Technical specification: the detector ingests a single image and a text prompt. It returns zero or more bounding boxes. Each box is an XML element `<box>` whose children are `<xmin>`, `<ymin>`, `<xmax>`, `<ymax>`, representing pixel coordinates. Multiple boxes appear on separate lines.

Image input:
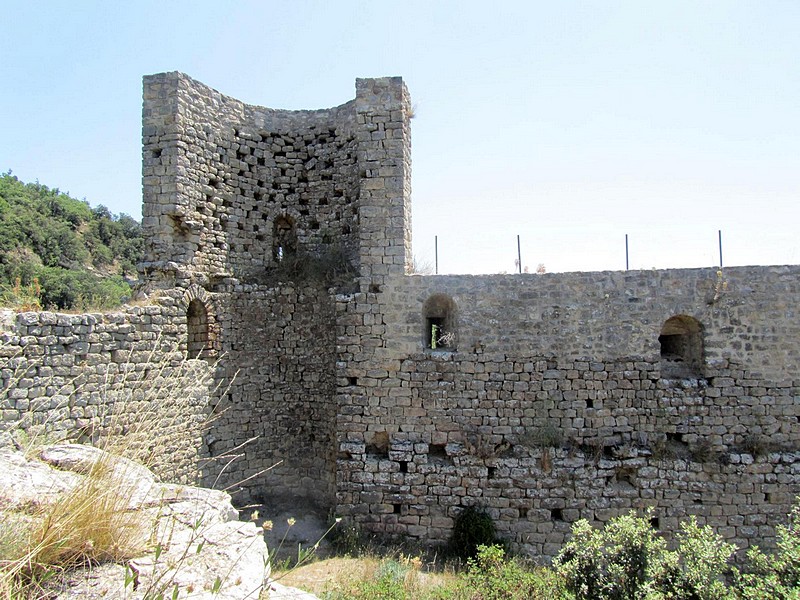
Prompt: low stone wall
<box><xmin>0</xmin><ymin>304</ymin><xmax>214</xmax><ymax>484</ymax></box>
<box><xmin>0</xmin><ymin>278</ymin><xmax>341</xmax><ymax>511</ymax></box>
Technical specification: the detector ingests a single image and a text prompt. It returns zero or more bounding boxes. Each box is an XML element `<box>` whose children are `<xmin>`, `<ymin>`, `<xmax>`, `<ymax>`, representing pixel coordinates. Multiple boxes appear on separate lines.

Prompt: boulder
<box><xmin>0</xmin><ymin>444</ymin><xmax>270</xmax><ymax>599</ymax></box>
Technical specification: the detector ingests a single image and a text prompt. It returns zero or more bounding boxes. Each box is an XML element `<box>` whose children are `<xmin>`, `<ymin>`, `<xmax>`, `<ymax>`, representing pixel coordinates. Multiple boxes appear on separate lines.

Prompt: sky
<box><xmin>2</xmin><ymin>1</ymin><xmax>799</xmax><ymax>274</ymax></box>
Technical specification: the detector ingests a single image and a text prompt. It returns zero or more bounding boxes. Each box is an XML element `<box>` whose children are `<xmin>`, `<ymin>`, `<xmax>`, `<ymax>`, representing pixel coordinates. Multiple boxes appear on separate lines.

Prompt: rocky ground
<box><xmin>0</xmin><ymin>443</ymin><xmax>321</xmax><ymax>599</ymax></box>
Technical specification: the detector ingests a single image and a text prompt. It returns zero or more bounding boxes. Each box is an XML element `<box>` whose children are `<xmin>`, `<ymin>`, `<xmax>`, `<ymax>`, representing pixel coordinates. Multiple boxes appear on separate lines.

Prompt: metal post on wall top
<box><xmin>435</xmin><ymin>235</ymin><xmax>438</xmax><ymax>275</ymax></box>
<box><xmin>625</xmin><ymin>234</ymin><xmax>629</xmax><ymax>271</ymax></box>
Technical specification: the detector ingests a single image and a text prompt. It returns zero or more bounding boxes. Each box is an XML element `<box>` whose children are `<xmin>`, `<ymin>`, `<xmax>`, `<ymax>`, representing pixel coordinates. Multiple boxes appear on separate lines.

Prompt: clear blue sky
<box><xmin>2</xmin><ymin>1</ymin><xmax>798</xmax><ymax>274</ymax></box>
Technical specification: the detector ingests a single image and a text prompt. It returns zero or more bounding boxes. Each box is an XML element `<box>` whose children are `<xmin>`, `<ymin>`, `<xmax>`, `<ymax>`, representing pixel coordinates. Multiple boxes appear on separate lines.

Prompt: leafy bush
<box><xmin>450</xmin><ymin>506</ymin><xmax>498</xmax><ymax>561</ymax></box>
<box><xmin>553</xmin><ymin>518</ymin><xmax>607</xmax><ymax>599</ymax></box>
<box><xmin>733</xmin><ymin>501</ymin><xmax>800</xmax><ymax>599</ymax></box>
<box><xmin>554</xmin><ymin>509</ymin><xmax>740</xmax><ymax>600</ymax></box>
<box><xmin>652</xmin><ymin>517</ymin><xmax>736</xmax><ymax>600</ymax></box>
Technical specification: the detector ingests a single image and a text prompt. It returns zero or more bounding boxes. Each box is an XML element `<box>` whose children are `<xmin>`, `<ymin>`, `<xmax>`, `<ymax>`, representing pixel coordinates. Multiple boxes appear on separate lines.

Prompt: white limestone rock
<box><xmin>0</xmin><ymin>444</ymin><xmax>270</xmax><ymax>600</ymax></box>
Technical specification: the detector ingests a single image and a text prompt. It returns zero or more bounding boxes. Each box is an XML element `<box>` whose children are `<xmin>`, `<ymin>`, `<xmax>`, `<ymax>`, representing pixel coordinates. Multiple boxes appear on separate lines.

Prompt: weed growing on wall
<box><xmin>268</xmin><ymin>244</ymin><xmax>357</xmax><ymax>289</ymax></box>
<box><xmin>707</xmin><ymin>269</ymin><xmax>729</xmax><ymax>305</ymax></box>
<box><xmin>517</xmin><ymin>421</ymin><xmax>564</xmax><ymax>450</ymax></box>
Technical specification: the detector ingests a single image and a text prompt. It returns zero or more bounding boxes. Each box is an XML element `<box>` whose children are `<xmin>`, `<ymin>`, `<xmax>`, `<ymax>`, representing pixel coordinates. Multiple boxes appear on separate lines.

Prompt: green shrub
<box><xmin>450</xmin><ymin>506</ymin><xmax>498</xmax><ymax>560</ymax></box>
<box><xmin>733</xmin><ymin>501</ymin><xmax>800</xmax><ymax>599</ymax></box>
<box><xmin>553</xmin><ymin>519</ymin><xmax>606</xmax><ymax>599</ymax></box>
<box><xmin>554</xmin><ymin>510</ymin><xmax>666</xmax><ymax>600</ymax></box>
<box><xmin>463</xmin><ymin>544</ymin><xmax>568</xmax><ymax>600</ymax></box>
<box><xmin>652</xmin><ymin>517</ymin><xmax>736</xmax><ymax>600</ymax></box>
<box><xmin>555</xmin><ymin>510</ymin><xmax>739</xmax><ymax>600</ymax></box>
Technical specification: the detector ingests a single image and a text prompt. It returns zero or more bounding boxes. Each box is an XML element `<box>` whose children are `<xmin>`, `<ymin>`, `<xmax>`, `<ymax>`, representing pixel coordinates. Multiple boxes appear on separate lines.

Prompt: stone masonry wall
<box><xmin>0</xmin><ymin>301</ymin><xmax>216</xmax><ymax>484</ymax></box>
<box><xmin>335</xmin><ymin>266</ymin><xmax>800</xmax><ymax>558</ymax></box>
<box><xmin>139</xmin><ymin>73</ymin><xmax>414</xmax><ymax>510</ymax></box>
<box><xmin>354</xmin><ymin>77</ymin><xmax>413</xmax><ymax>285</ymax></box>
<box><xmin>139</xmin><ymin>74</ymin><xmax>799</xmax><ymax>557</ymax></box>
<box><xmin>203</xmin><ymin>282</ymin><xmax>338</xmax><ymax>507</ymax></box>
<box><xmin>3</xmin><ymin>73</ymin><xmax>796</xmax><ymax>564</ymax></box>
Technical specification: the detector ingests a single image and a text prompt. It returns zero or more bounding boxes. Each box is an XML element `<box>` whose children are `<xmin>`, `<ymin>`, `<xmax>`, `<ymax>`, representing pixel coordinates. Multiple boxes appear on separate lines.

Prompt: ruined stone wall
<box><xmin>139</xmin><ymin>73</ymin><xmax>413</xmax><ymax>509</ymax></box>
<box><xmin>142</xmin><ymin>72</ymin><xmax>362</xmax><ymax>284</ymax></box>
<box><xmin>334</xmin><ymin>266</ymin><xmax>800</xmax><ymax>557</ymax></box>
<box><xmin>0</xmin><ymin>302</ymin><xmax>216</xmax><ymax>484</ymax></box>
<box><xmin>137</xmin><ymin>73</ymin><xmax>799</xmax><ymax>557</ymax></box>
<box><xmin>4</xmin><ymin>72</ymin><xmax>795</xmax><ymax>562</ymax></box>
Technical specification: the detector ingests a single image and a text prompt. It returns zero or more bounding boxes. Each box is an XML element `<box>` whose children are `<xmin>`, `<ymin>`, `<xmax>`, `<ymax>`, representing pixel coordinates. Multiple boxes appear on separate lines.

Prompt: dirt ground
<box><xmin>241</xmin><ymin>500</ymin><xmax>334</xmax><ymax>564</ymax></box>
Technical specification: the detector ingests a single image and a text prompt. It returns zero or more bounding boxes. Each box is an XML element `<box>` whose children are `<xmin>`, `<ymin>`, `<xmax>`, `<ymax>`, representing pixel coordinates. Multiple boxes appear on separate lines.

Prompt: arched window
<box><xmin>187</xmin><ymin>299</ymin><xmax>210</xmax><ymax>360</ymax></box>
<box><xmin>659</xmin><ymin>315</ymin><xmax>703</xmax><ymax>378</ymax></box>
<box><xmin>272</xmin><ymin>215</ymin><xmax>297</xmax><ymax>262</ymax></box>
<box><xmin>423</xmin><ymin>294</ymin><xmax>457</xmax><ymax>350</ymax></box>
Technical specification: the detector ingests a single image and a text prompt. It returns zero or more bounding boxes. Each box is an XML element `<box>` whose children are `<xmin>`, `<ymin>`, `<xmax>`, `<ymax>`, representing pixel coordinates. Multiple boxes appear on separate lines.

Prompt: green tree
<box><xmin>0</xmin><ymin>172</ymin><xmax>142</xmax><ymax>310</ymax></box>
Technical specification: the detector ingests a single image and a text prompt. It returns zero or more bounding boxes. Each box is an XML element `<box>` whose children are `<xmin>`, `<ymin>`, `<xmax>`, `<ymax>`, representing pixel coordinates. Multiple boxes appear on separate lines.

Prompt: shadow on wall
<box><xmin>423</xmin><ymin>293</ymin><xmax>457</xmax><ymax>350</ymax></box>
<box><xmin>659</xmin><ymin>315</ymin><xmax>703</xmax><ymax>379</ymax></box>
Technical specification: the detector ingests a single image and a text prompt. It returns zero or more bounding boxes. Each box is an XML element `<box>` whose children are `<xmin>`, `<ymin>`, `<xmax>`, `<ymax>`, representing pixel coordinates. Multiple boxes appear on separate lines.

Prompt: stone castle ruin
<box><xmin>1</xmin><ymin>72</ymin><xmax>799</xmax><ymax>559</ymax></box>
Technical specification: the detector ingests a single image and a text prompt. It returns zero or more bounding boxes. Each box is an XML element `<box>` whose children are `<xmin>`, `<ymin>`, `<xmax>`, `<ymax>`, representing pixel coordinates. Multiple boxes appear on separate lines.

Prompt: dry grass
<box><xmin>0</xmin><ymin>451</ymin><xmax>154</xmax><ymax>598</ymax></box>
<box><xmin>272</xmin><ymin>554</ymin><xmax>460</xmax><ymax>599</ymax></box>
<box><xmin>33</xmin><ymin>458</ymin><xmax>149</xmax><ymax>567</ymax></box>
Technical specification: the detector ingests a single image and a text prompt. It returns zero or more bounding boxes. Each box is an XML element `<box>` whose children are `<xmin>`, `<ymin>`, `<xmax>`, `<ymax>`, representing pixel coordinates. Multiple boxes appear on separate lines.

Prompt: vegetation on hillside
<box><xmin>0</xmin><ymin>171</ymin><xmax>142</xmax><ymax>311</ymax></box>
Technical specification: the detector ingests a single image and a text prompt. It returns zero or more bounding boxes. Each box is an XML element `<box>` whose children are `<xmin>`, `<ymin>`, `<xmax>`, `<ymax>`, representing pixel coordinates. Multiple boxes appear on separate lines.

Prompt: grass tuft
<box><xmin>0</xmin><ymin>451</ymin><xmax>152</xmax><ymax>598</ymax></box>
